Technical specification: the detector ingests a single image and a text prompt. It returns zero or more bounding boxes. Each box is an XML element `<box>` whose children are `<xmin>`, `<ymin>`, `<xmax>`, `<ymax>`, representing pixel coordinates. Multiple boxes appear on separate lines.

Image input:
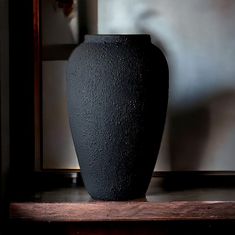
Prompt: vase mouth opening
<box><xmin>84</xmin><ymin>34</ymin><xmax>151</xmax><ymax>44</ymax></box>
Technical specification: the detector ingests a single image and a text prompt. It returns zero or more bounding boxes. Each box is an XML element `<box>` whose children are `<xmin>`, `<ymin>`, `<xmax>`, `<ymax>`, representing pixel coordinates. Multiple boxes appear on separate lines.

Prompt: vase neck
<box><xmin>84</xmin><ymin>34</ymin><xmax>151</xmax><ymax>44</ymax></box>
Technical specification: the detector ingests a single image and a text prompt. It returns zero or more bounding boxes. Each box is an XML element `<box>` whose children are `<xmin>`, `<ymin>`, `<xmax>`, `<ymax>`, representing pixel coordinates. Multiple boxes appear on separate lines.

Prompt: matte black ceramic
<box><xmin>67</xmin><ymin>34</ymin><xmax>168</xmax><ymax>200</ymax></box>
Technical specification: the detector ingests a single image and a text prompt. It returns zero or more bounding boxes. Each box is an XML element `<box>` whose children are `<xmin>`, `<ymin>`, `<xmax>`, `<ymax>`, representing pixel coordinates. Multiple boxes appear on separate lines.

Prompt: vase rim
<box><xmin>84</xmin><ymin>34</ymin><xmax>151</xmax><ymax>43</ymax></box>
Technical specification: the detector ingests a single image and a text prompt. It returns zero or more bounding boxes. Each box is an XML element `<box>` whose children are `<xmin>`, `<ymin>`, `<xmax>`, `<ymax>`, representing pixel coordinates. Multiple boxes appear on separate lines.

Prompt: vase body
<box><xmin>67</xmin><ymin>34</ymin><xmax>168</xmax><ymax>200</ymax></box>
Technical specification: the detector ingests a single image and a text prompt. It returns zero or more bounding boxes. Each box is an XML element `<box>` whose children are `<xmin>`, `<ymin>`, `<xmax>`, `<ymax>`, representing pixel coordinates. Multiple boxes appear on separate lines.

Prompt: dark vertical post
<box><xmin>0</xmin><ymin>0</ymin><xmax>10</xmax><ymax>233</ymax></box>
<box><xmin>9</xmin><ymin>0</ymin><xmax>35</xmax><ymax>194</ymax></box>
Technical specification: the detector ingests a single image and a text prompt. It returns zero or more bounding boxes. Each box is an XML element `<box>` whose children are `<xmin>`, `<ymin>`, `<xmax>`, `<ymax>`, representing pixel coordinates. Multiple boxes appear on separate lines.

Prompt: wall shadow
<box><xmin>169</xmin><ymin>104</ymin><xmax>210</xmax><ymax>171</ymax></box>
<box><xmin>162</xmin><ymin>89</ymin><xmax>235</xmax><ymax>190</ymax></box>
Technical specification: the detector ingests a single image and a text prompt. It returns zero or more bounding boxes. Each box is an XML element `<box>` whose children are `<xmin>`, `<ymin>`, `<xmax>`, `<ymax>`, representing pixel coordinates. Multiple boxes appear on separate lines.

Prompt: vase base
<box><xmin>89</xmin><ymin>193</ymin><xmax>147</xmax><ymax>202</ymax></box>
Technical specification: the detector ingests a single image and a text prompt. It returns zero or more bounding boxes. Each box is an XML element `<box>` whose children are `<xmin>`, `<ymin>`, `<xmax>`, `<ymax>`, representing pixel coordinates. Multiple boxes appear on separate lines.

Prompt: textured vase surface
<box><xmin>67</xmin><ymin>34</ymin><xmax>168</xmax><ymax>200</ymax></box>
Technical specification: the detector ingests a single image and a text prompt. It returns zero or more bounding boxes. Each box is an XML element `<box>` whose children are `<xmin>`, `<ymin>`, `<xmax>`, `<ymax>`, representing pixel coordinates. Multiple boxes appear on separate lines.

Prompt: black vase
<box><xmin>67</xmin><ymin>34</ymin><xmax>168</xmax><ymax>201</ymax></box>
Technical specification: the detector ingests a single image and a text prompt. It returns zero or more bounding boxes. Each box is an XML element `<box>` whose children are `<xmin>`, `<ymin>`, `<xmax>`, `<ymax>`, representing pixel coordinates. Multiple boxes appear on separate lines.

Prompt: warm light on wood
<box><xmin>10</xmin><ymin>201</ymin><xmax>235</xmax><ymax>222</ymax></box>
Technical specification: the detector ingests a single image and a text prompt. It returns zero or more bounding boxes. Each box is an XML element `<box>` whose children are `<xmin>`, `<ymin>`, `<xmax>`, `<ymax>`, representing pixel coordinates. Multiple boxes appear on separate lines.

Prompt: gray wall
<box><xmin>99</xmin><ymin>0</ymin><xmax>235</xmax><ymax>171</ymax></box>
<box><xmin>42</xmin><ymin>61</ymin><xmax>78</xmax><ymax>169</ymax></box>
<box><xmin>41</xmin><ymin>0</ymin><xmax>97</xmax><ymax>170</ymax></box>
<box><xmin>41</xmin><ymin>0</ymin><xmax>235</xmax><ymax>171</ymax></box>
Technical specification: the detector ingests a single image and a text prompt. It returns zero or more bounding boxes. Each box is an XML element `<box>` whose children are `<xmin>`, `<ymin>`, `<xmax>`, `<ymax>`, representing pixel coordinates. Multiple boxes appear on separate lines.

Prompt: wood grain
<box><xmin>10</xmin><ymin>201</ymin><xmax>235</xmax><ymax>222</ymax></box>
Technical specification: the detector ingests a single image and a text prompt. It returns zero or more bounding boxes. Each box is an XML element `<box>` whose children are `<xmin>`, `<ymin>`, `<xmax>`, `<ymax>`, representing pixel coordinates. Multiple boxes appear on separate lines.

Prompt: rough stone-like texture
<box><xmin>67</xmin><ymin>35</ymin><xmax>168</xmax><ymax>200</ymax></box>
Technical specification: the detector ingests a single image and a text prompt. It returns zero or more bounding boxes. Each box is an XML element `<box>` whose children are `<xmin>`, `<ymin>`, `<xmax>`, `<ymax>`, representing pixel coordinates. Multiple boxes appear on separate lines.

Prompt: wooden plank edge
<box><xmin>10</xmin><ymin>201</ymin><xmax>235</xmax><ymax>222</ymax></box>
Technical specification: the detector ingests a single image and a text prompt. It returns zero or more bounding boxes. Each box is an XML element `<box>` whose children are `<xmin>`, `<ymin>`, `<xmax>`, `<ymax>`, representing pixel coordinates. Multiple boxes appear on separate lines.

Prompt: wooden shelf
<box><xmin>10</xmin><ymin>201</ymin><xmax>235</xmax><ymax>222</ymax></box>
<box><xmin>9</xmin><ymin>177</ymin><xmax>235</xmax><ymax>223</ymax></box>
